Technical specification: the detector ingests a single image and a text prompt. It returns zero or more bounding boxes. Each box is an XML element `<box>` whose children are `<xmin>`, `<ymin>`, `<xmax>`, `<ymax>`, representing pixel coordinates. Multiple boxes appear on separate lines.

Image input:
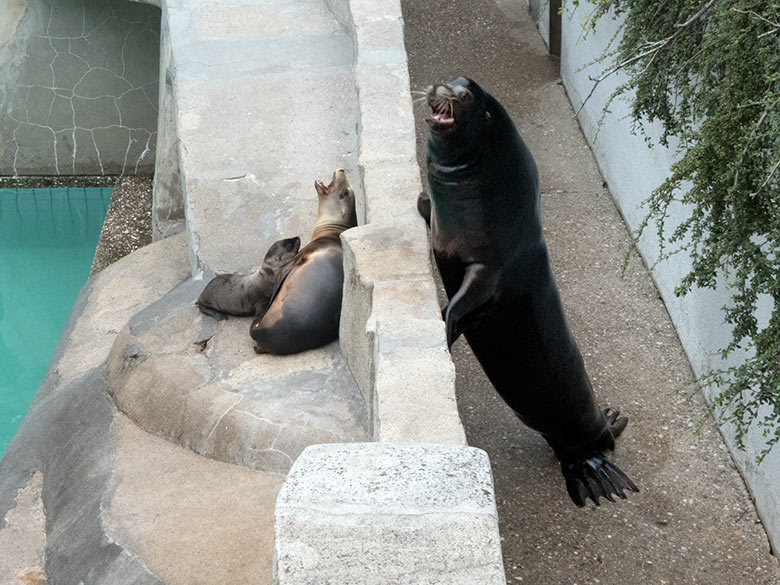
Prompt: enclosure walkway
<box><xmin>401</xmin><ymin>1</ymin><xmax>780</xmax><ymax>583</ymax></box>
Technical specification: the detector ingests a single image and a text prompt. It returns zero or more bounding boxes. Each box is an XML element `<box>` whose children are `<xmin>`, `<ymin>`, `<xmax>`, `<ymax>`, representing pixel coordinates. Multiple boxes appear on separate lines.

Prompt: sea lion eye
<box><xmin>339</xmin><ymin>190</ymin><xmax>349</xmax><ymax>199</ymax></box>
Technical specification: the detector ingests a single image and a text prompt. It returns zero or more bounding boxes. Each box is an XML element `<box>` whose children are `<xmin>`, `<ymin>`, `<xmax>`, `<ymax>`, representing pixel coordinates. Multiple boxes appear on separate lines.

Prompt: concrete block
<box><xmin>274</xmin><ymin>443</ymin><xmax>505</xmax><ymax>585</ymax></box>
<box><xmin>174</xmin><ymin>68</ymin><xmax>359</xmax><ymax>274</ymax></box>
<box><xmin>373</xmin><ymin>316</ymin><xmax>464</xmax><ymax>445</ymax></box>
<box><xmin>152</xmin><ymin>16</ymin><xmax>185</xmax><ymax>241</ymax></box>
<box><xmin>355</xmin><ymin>64</ymin><xmax>418</xmax><ymax>164</ymax></box>
<box><xmin>341</xmin><ymin>222</ymin><xmax>432</xmax><ymax>283</ymax></box>
<box><xmin>192</xmin><ymin>1</ymin><xmax>343</xmax><ymax>40</ymax></box>
<box><xmin>354</xmin><ymin>18</ymin><xmax>407</xmax><ymax>66</ymax></box>
<box><xmin>350</xmin><ymin>0</ymin><xmax>403</xmax><ymax>25</ymax></box>
<box><xmin>340</xmin><ymin>230</ymin><xmax>376</xmax><ymax>401</ymax></box>
<box><xmin>340</xmin><ymin>224</ymin><xmax>443</xmax><ymax>413</ymax></box>
<box><xmin>360</xmin><ymin>161</ymin><xmax>424</xmax><ymax>226</ymax></box>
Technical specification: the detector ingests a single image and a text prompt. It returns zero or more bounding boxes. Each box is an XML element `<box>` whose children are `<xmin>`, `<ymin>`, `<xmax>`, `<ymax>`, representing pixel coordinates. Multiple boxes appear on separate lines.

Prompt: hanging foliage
<box><xmin>581</xmin><ymin>0</ymin><xmax>780</xmax><ymax>460</ymax></box>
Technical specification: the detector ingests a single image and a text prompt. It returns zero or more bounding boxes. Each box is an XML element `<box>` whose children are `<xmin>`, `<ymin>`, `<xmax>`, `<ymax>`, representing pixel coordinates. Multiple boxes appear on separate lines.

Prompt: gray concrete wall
<box><xmin>551</xmin><ymin>0</ymin><xmax>780</xmax><ymax>555</ymax></box>
<box><xmin>0</xmin><ymin>0</ymin><xmax>160</xmax><ymax>176</ymax></box>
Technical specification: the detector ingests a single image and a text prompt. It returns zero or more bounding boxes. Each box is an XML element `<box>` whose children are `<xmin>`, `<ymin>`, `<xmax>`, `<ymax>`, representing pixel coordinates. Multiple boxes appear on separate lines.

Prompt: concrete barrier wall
<box><xmin>527</xmin><ymin>0</ymin><xmax>780</xmax><ymax>554</ymax></box>
<box><xmin>0</xmin><ymin>0</ymin><xmax>160</xmax><ymax>175</ymax></box>
<box><xmin>339</xmin><ymin>0</ymin><xmax>465</xmax><ymax>446</ymax></box>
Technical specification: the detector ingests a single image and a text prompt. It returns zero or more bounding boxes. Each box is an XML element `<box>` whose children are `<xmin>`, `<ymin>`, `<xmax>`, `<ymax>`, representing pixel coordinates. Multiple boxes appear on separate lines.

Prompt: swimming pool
<box><xmin>0</xmin><ymin>187</ymin><xmax>111</xmax><ymax>456</ymax></box>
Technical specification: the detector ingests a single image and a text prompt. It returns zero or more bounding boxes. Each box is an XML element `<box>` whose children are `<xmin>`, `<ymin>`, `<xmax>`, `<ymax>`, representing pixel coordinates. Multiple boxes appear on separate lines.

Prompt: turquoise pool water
<box><xmin>0</xmin><ymin>187</ymin><xmax>111</xmax><ymax>456</ymax></box>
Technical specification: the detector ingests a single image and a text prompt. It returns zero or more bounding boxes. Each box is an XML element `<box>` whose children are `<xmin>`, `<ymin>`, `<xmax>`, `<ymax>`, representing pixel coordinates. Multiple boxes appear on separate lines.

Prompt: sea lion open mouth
<box><xmin>425</xmin><ymin>78</ymin><xmax>474</xmax><ymax>130</ymax></box>
<box><xmin>315</xmin><ymin>169</ymin><xmax>347</xmax><ymax>195</ymax></box>
<box><xmin>316</xmin><ymin>178</ymin><xmax>333</xmax><ymax>194</ymax></box>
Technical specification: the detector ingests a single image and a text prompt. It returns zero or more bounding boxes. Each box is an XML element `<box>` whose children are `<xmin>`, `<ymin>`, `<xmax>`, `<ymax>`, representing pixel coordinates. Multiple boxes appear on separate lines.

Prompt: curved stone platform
<box><xmin>106</xmin><ymin>278</ymin><xmax>369</xmax><ymax>474</ymax></box>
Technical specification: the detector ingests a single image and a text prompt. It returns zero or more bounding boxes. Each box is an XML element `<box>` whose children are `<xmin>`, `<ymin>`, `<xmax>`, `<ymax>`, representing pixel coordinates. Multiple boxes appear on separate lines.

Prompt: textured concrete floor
<box><xmin>400</xmin><ymin>1</ymin><xmax>780</xmax><ymax>584</ymax></box>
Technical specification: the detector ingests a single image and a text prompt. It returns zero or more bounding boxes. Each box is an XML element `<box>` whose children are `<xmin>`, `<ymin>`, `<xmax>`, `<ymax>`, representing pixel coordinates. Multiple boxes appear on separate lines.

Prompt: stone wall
<box><xmin>0</xmin><ymin>0</ymin><xmax>160</xmax><ymax>176</ymax></box>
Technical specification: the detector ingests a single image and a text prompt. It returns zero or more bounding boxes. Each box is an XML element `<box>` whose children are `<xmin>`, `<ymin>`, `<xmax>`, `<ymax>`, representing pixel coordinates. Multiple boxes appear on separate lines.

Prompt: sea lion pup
<box><xmin>197</xmin><ymin>236</ymin><xmax>301</xmax><ymax>321</ymax></box>
<box><xmin>250</xmin><ymin>169</ymin><xmax>357</xmax><ymax>354</ymax></box>
<box><xmin>422</xmin><ymin>76</ymin><xmax>638</xmax><ymax>507</ymax></box>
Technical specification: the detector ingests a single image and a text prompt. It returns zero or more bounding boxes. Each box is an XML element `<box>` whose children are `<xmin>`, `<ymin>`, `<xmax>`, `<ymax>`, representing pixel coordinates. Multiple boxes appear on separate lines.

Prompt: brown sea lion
<box><xmin>250</xmin><ymin>169</ymin><xmax>357</xmax><ymax>354</ymax></box>
<box><xmin>421</xmin><ymin>76</ymin><xmax>638</xmax><ymax>507</ymax></box>
<box><xmin>197</xmin><ymin>236</ymin><xmax>301</xmax><ymax>321</ymax></box>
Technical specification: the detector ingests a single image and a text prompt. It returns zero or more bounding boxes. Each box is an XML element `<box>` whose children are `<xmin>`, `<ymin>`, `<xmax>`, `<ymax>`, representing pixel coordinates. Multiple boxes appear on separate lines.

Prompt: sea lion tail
<box><xmin>562</xmin><ymin>455</ymin><xmax>638</xmax><ymax>508</ymax></box>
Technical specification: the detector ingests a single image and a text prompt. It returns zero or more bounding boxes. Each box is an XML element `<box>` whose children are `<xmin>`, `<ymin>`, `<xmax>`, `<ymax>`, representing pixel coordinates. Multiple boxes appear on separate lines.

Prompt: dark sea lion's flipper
<box><xmin>604</xmin><ymin>407</ymin><xmax>629</xmax><ymax>438</ymax></box>
<box><xmin>417</xmin><ymin>192</ymin><xmax>431</xmax><ymax>226</ymax></box>
<box><xmin>443</xmin><ymin>263</ymin><xmax>497</xmax><ymax>348</ymax></box>
<box><xmin>562</xmin><ymin>455</ymin><xmax>639</xmax><ymax>507</ymax></box>
<box><xmin>560</xmin><ymin>408</ymin><xmax>636</xmax><ymax>507</ymax></box>
<box><xmin>197</xmin><ymin>303</ymin><xmax>228</xmax><ymax>321</ymax></box>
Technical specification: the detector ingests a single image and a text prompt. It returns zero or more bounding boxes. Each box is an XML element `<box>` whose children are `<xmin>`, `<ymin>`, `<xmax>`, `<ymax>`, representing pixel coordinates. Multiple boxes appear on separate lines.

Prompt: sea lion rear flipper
<box><xmin>444</xmin><ymin>263</ymin><xmax>497</xmax><ymax>348</ymax></box>
<box><xmin>197</xmin><ymin>303</ymin><xmax>229</xmax><ymax>321</ymax></box>
<box><xmin>604</xmin><ymin>407</ymin><xmax>629</xmax><ymax>438</ymax></box>
<box><xmin>562</xmin><ymin>456</ymin><xmax>639</xmax><ymax>507</ymax></box>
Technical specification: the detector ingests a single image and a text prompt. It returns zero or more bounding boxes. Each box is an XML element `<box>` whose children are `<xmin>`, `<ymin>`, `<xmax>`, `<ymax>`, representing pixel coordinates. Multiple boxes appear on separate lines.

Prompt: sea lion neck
<box><xmin>427</xmin><ymin>132</ymin><xmax>484</xmax><ymax>167</ymax></box>
<box><xmin>310</xmin><ymin>221</ymin><xmax>353</xmax><ymax>240</ymax></box>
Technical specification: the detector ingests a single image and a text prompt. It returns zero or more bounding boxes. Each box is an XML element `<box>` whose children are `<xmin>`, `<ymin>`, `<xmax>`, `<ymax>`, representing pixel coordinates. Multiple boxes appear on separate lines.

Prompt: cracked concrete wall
<box><xmin>0</xmin><ymin>0</ymin><xmax>160</xmax><ymax>176</ymax></box>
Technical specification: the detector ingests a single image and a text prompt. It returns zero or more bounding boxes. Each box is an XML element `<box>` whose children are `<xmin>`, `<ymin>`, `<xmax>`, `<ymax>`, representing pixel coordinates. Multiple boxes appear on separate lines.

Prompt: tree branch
<box><xmin>576</xmin><ymin>0</ymin><xmax>720</xmax><ymax>115</ymax></box>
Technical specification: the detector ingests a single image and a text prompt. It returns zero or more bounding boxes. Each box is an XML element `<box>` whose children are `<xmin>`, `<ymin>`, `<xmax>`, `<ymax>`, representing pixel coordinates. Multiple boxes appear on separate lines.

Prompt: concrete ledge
<box><xmin>274</xmin><ymin>443</ymin><xmax>505</xmax><ymax>585</ymax></box>
<box><xmin>341</xmin><ymin>225</ymin><xmax>463</xmax><ymax>444</ymax></box>
<box><xmin>338</xmin><ymin>0</ymin><xmax>465</xmax><ymax>446</ymax></box>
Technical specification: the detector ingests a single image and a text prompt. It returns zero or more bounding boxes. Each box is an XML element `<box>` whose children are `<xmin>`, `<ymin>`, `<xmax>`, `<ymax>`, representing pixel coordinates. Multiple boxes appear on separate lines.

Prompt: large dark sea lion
<box><xmin>197</xmin><ymin>236</ymin><xmax>301</xmax><ymax>321</ymax></box>
<box><xmin>422</xmin><ymin>76</ymin><xmax>638</xmax><ymax>507</ymax></box>
<box><xmin>250</xmin><ymin>169</ymin><xmax>357</xmax><ymax>355</ymax></box>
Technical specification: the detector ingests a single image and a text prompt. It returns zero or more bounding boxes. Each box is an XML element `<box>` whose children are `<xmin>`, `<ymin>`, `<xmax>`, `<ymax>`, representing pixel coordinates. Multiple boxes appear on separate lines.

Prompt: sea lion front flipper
<box><xmin>256</xmin><ymin>258</ymin><xmax>297</xmax><ymax>320</ymax></box>
<box><xmin>249</xmin><ymin>257</ymin><xmax>299</xmax><ymax>339</ymax></box>
<box><xmin>197</xmin><ymin>303</ymin><xmax>229</xmax><ymax>321</ymax></box>
<box><xmin>443</xmin><ymin>263</ymin><xmax>498</xmax><ymax>349</ymax></box>
<box><xmin>562</xmin><ymin>456</ymin><xmax>639</xmax><ymax>507</ymax></box>
<box><xmin>417</xmin><ymin>192</ymin><xmax>431</xmax><ymax>226</ymax></box>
